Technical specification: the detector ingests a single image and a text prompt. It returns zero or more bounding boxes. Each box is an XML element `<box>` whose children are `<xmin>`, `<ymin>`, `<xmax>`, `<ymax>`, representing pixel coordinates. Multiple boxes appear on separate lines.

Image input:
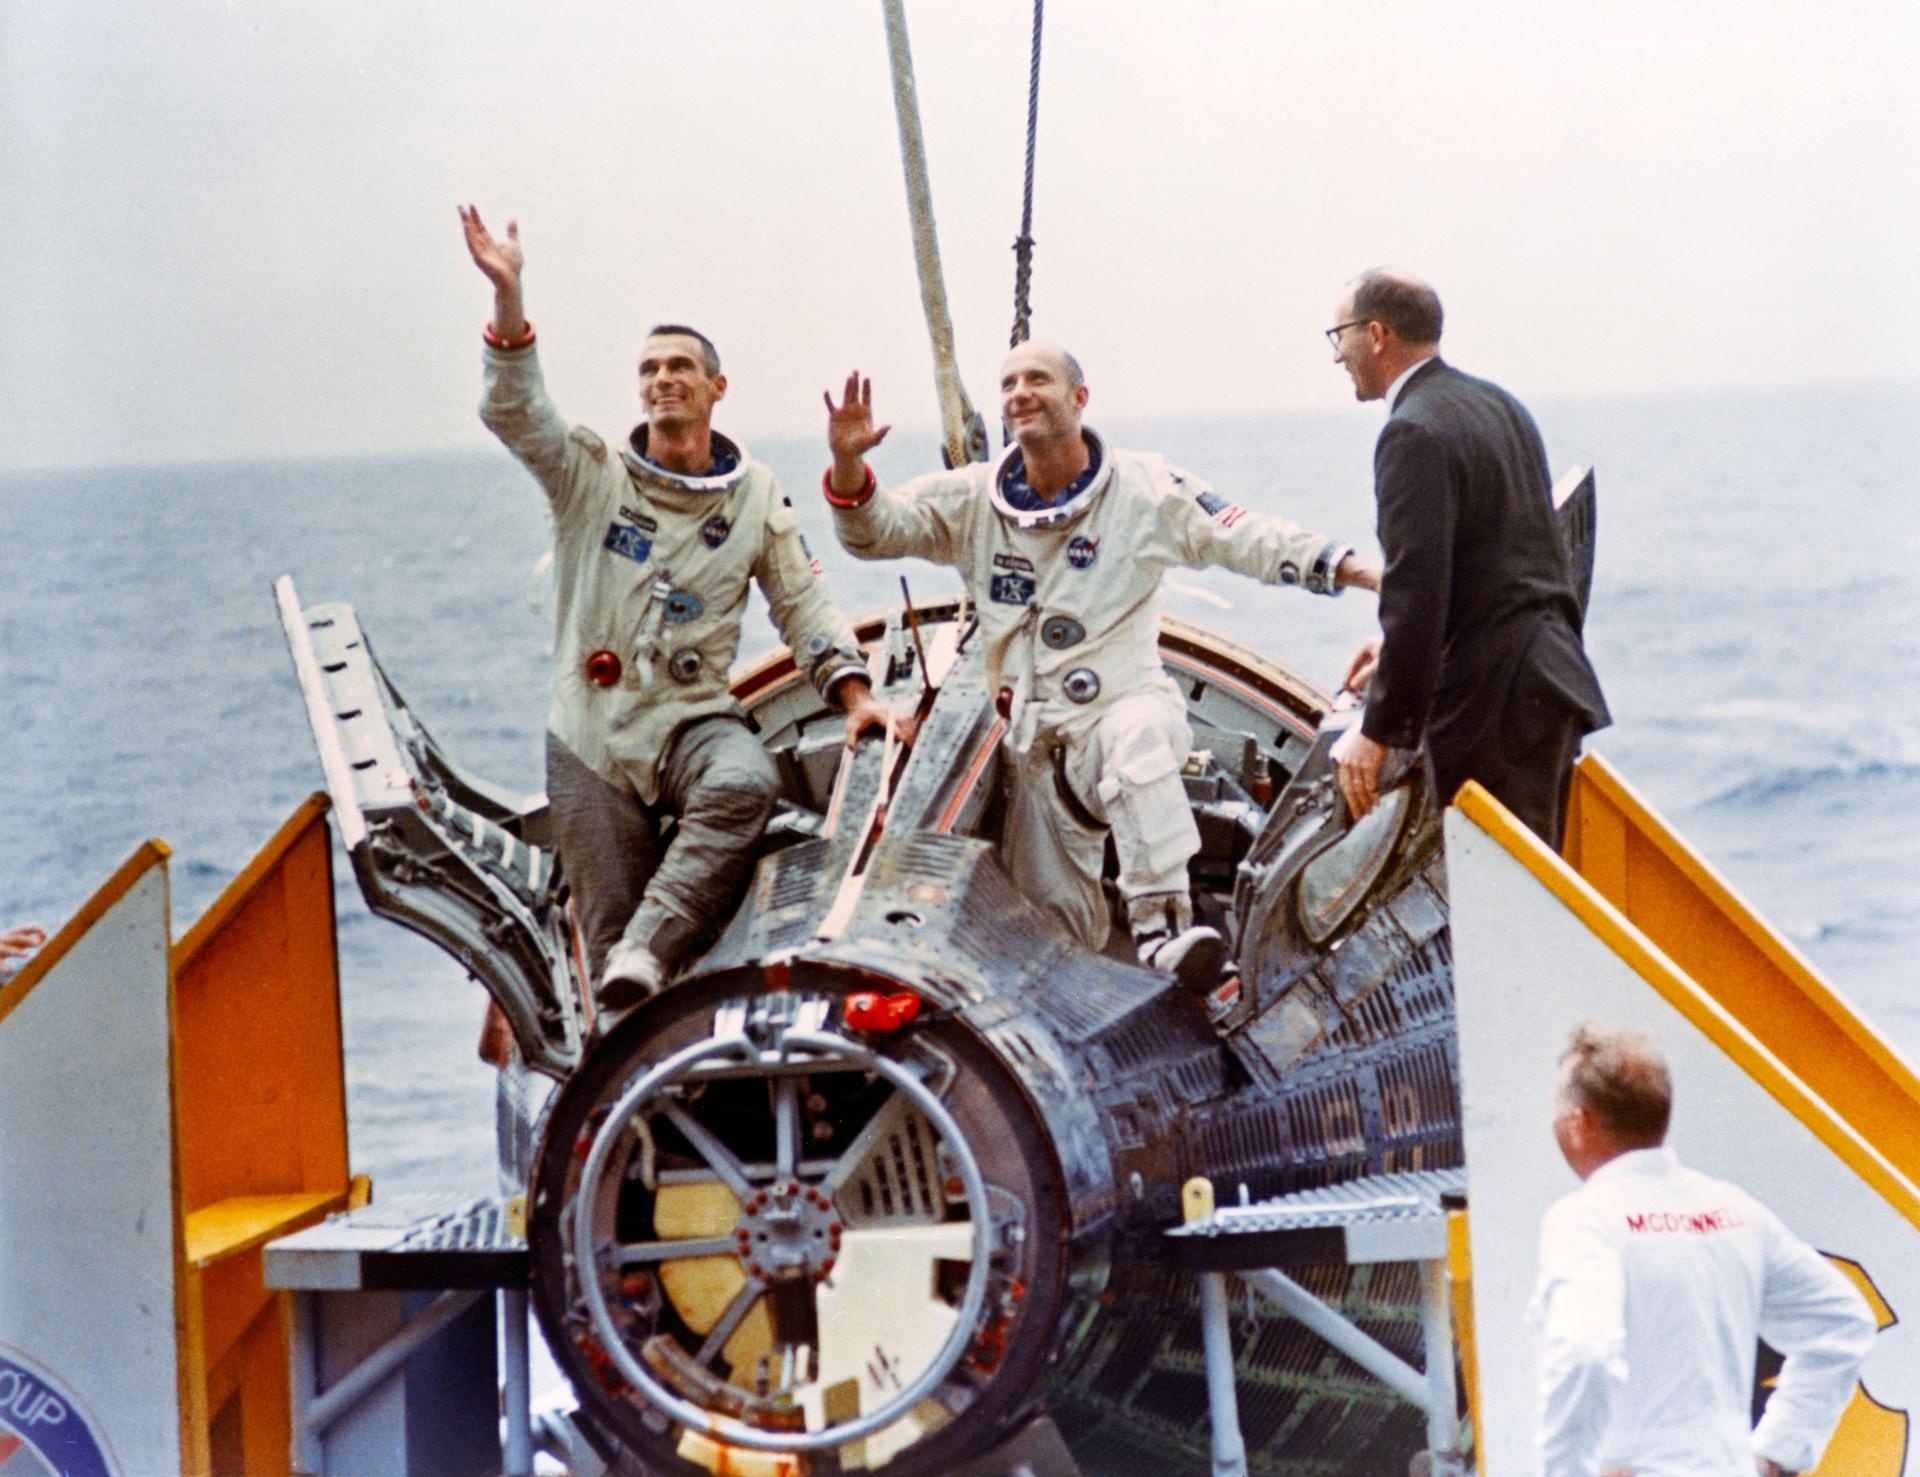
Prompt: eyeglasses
<box><xmin>1324</xmin><ymin>320</ymin><xmax>1368</xmax><ymax>349</ymax></box>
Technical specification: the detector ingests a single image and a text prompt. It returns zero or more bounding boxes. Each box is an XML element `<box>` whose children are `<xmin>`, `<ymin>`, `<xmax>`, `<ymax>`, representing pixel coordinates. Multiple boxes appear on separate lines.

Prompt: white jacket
<box><xmin>482</xmin><ymin>343</ymin><xmax>864</xmax><ymax>801</ymax></box>
<box><xmin>1533</xmin><ymin>1146</ymin><xmax>1876</xmax><ymax>1476</ymax></box>
<box><xmin>831</xmin><ymin>432</ymin><xmax>1349</xmax><ymax>749</ymax></box>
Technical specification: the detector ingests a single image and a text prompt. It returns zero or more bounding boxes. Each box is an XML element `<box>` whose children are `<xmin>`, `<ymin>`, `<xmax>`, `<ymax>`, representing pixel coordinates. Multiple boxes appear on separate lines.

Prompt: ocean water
<box><xmin>3</xmin><ymin>381</ymin><xmax>1916</xmax><ymax>1197</ymax></box>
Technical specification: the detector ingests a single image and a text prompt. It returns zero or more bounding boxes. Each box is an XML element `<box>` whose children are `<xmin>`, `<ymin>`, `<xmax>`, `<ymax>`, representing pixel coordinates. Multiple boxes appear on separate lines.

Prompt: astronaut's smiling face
<box><xmin>999</xmin><ymin>341</ymin><xmax>1087</xmax><ymax>451</ymax></box>
<box><xmin>639</xmin><ymin>334</ymin><xmax>726</xmax><ymax>432</ymax></box>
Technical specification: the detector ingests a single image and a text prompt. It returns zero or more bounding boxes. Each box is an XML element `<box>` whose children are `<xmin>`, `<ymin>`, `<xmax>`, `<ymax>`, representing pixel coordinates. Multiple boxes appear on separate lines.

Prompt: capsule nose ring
<box><xmin>585</xmin><ymin>649</ymin><xmax>623</xmax><ymax>688</ymax></box>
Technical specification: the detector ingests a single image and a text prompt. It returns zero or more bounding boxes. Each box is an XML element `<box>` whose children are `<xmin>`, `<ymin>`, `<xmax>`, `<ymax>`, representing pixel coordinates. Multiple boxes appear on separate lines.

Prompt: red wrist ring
<box><xmin>483</xmin><ymin>320</ymin><xmax>537</xmax><ymax>350</ymax></box>
<box><xmin>822</xmin><ymin>464</ymin><xmax>876</xmax><ymax>509</ymax></box>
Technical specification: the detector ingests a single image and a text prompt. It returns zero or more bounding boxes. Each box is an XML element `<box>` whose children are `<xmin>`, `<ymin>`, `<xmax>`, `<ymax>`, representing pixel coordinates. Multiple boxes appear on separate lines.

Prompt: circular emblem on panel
<box><xmin>700</xmin><ymin>515</ymin><xmax>732</xmax><ymax>549</ymax></box>
<box><xmin>0</xmin><ymin>1344</ymin><xmax>121</xmax><ymax>1477</ymax></box>
<box><xmin>1066</xmin><ymin>536</ymin><xmax>1099</xmax><ymax>570</ymax></box>
<box><xmin>663</xmin><ymin>591</ymin><xmax>705</xmax><ymax>624</ymax></box>
<box><xmin>1040</xmin><ymin>615</ymin><xmax>1085</xmax><ymax>650</ymax></box>
<box><xmin>1062</xmin><ymin>667</ymin><xmax>1101</xmax><ymax>704</ymax></box>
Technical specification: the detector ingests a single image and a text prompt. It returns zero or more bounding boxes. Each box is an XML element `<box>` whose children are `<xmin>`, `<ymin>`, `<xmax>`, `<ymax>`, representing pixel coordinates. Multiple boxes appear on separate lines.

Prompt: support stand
<box><xmin>1166</xmin><ymin>1168</ymin><xmax>1470</xmax><ymax>1477</ymax></box>
<box><xmin>266</xmin><ymin>1194</ymin><xmax>532</xmax><ymax>1476</ymax></box>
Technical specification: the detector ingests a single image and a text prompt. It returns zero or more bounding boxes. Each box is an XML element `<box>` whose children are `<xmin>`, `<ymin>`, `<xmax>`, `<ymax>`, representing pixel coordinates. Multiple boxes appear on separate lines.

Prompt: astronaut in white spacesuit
<box><xmin>821</xmin><ymin>342</ymin><xmax>1379</xmax><ymax>984</ymax></box>
<box><xmin>461</xmin><ymin>206</ymin><xmax>901</xmax><ymax>1013</ymax></box>
<box><xmin>1534</xmin><ymin>1021</ymin><xmax>1876</xmax><ymax>1476</ymax></box>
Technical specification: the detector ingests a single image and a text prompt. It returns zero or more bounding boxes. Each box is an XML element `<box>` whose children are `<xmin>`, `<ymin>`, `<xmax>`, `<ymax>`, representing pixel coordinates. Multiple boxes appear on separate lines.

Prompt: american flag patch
<box><xmin>799</xmin><ymin>533</ymin><xmax>824</xmax><ymax>578</ymax></box>
<box><xmin>1196</xmin><ymin>488</ymin><xmax>1248</xmax><ymax>527</ymax></box>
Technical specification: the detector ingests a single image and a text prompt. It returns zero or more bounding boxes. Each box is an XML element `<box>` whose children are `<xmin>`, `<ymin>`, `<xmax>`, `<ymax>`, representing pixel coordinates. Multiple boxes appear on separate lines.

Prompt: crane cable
<box><xmin>1009</xmin><ymin>0</ymin><xmax>1045</xmax><ymax>348</ymax></box>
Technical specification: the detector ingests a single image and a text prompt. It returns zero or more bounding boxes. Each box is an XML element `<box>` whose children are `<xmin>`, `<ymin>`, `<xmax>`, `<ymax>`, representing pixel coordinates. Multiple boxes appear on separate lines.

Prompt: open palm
<box><xmin>459</xmin><ymin>204</ymin><xmax>523</xmax><ymax>291</ymax></box>
<box><xmin>824</xmin><ymin>370</ymin><xmax>891</xmax><ymax>461</ymax></box>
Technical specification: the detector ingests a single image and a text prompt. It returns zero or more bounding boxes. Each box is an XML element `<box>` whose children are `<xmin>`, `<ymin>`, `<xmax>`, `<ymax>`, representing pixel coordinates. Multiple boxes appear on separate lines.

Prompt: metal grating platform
<box><xmin>1164</xmin><ymin>1167</ymin><xmax>1466</xmax><ymax>1271</ymax></box>
<box><xmin>264</xmin><ymin>1193</ymin><xmax>527</xmax><ymax>1292</ymax></box>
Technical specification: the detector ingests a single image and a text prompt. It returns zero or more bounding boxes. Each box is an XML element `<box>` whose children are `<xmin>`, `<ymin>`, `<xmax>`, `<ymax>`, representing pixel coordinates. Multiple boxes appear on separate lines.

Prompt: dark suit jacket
<box><xmin>1362</xmin><ymin>359</ymin><xmax>1609</xmax><ymax>799</ymax></box>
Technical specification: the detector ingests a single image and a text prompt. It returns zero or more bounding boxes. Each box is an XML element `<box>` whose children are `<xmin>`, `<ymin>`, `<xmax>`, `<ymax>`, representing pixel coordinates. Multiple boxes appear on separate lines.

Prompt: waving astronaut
<box><xmin>821</xmin><ymin>341</ymin><xmax>1379</xmax><ymax>986</ymax></box>
<box><xmin>461</xmin><ymin>206</ymin><xmax>904</xmax><ymax>1017</ymax></box>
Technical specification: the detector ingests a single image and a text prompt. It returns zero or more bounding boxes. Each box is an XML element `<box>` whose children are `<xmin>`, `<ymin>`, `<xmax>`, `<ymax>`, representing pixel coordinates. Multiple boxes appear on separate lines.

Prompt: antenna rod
<box><xmin>900</xmin><ymin>576</ymin><xmax>933</xmax><ymax>691</ymax></box>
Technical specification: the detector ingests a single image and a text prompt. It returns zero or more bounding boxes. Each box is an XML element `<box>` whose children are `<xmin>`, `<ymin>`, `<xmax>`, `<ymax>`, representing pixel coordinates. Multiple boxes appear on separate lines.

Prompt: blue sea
<box><xmin>4</xmin><ymin>383</ymin><xmax>1916</xmax><ymax>1197</ymax></box>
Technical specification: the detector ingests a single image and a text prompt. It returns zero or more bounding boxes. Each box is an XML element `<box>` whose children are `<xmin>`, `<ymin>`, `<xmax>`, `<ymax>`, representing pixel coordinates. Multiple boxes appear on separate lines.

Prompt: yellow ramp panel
<box><xmin>1564</xmin><ymin>754</ymin><xmax>1920</xmax><ymax>1188</ymax></box>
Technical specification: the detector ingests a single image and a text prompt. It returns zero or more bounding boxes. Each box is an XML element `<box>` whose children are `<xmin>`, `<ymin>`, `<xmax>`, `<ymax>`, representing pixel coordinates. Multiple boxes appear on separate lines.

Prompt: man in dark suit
<box><xmin>1328</xmin><ymin>269</ymin><xmax>1608</xmax><ymax>848</ymax></box>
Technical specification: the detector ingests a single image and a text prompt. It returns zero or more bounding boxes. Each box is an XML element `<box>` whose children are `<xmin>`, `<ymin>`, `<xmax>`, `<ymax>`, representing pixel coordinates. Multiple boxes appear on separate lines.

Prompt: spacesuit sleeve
<box><xmin>1533</xmin><ymin>1198</ymin><xmax>1628</xmax><ymax>1477</ymax></box>
<box><xmin>1749</xmin><ymin>1203</ymin><xmax>1877</xmax><ymax>1473</ymax></box>
<box><xmin>757</xmin><ymin>488</ymin><xmax>869</xmax><ymax>703</ymax></box>
<box><xmin>479</xmin><ymin>343</ymin><xmax>602</xmax><ymax>523</ymax></box>
<box><xmin>1153</xmin><ymin>464</ymin><xmax>1353</xmax><ymax>595</ymax></box>
<box><xmin>829</xmin><ymin>468</ymin><xmax>975</xmax><ymax>569</ymax></box>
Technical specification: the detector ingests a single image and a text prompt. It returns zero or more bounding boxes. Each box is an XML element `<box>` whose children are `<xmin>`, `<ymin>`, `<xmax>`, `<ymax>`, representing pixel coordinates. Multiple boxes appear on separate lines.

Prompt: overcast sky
<box><xmin>3</xmin><ymin>0</ymin><xmax>1916</xmax><ymax>472</ymax></box>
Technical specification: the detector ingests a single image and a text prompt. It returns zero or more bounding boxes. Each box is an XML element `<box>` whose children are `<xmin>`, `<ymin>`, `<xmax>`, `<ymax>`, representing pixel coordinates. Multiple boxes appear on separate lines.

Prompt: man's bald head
<box><xmin>999</xmin><ymin>337</ymin><xmax>1091</xmax><ymax>483</ymax></box>
<box><xmin>1003</xmin><ymin>338</ymin><xmax>1086</xmax><ymax>391</ymax></box>
<box><xmin>1347</xmin><ymin>269</ymin><xmax>1444</xmax><ymax>347</ymax></box>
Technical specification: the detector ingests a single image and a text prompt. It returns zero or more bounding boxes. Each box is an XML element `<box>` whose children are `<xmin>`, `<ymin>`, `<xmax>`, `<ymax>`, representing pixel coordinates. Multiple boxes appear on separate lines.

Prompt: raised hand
<box><xmin>824</xmin><ymin>370</ymin><xmax>891</xmax><ymax>470</ymax></box>
<box><xmin>459</xmin><ymin>204</ymin><xmax>523</xmax><ymax>291</ymax></box>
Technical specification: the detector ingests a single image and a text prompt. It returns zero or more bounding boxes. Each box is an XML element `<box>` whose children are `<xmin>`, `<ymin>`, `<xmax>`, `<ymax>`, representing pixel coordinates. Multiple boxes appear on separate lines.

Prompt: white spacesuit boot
<box><xmin>597</xmin><ymin>902</ymin><xmax>704</xmax><ymax>1028</ymax></box>
<box><xmin>597</xmin><ymin>938</ymin><xmax>665</xmax><ymax>1023</ymax></box>
<box><xmin>1127</xmin><ymin>891</ymin><xmax>1228</xmax><ymax>992</ymax></box>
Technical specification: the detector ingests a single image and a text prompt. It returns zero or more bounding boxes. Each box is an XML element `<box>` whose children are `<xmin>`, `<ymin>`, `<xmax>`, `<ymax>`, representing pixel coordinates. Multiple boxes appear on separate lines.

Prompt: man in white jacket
<box><xmin>461</xmin><ymin>206</ymin><xmax>898</xmax><ymax>1012</ymax></box>
<box><xmin>821</xmin><ymin>344</ymin><xmax>1378</xmax><ymax>983</ymax></box>
<box><xmin>1534</xmin><ymin>1021</ymin><xmax>1876</xmax><ymax>1475</ymax></box>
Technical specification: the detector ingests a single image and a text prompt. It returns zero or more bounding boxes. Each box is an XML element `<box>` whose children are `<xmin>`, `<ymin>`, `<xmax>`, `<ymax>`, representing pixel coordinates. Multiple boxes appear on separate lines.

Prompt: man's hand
<box><xmin>1335</xmin><ymin>552</ymin><xmax>1382</xmax><ymax>592</ymax></box>
<box><xmin>0</xmin><ymin>924</ymin><xmax>46</xmax><ymax>980</ymax></box>
<box><xmin>823</xmin><ymin>371</ymin><xmax>891</xmax><ymax>497</ymax></box>
<box><xmin>1342</xmin><ymin>635</ymin><xmax>1383</xmax><ymax>697</ymax></box>
<box><xmin>834</xmin><ymin>677</ymin><xmax>917</xmax><ymax>748</ymax></box>
<box><xmin>1331</xmin><ymin>724</ymin><xmax>1388</xmax><ymax>821</ymax></box>
<box><xmin>459</xmin><ymin>204</ymin><xmax>528</xmax><ymax>339</ymax></box>
<box><xmin>1755</xmin><ymin>1459</ymin><xmax>1790</xmax><ymax>1477</ymax></box>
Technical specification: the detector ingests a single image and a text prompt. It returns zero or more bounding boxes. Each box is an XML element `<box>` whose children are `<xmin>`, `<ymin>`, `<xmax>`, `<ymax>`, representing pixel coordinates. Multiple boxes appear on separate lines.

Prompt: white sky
<box><xmin>3</xmin><ymin>0</ymin><xmax>1916</xmax><ymax>472</ymax></box>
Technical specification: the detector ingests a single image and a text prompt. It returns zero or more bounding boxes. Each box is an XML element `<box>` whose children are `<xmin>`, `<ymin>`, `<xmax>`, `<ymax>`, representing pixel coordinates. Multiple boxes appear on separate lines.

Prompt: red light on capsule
<box><xmin>585</xmin><ymin>650</ymin><xmax>622</xmax><ymax>687</ymax></box>
<box><xmin>843</xmin><ymin>991</ymin><xmax>921</xmax><ymax>1033</ymax></box>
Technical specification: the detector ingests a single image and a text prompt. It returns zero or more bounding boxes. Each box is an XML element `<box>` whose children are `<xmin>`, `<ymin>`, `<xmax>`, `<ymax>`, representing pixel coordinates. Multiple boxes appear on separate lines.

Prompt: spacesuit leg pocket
<box><xmin>1001</xmin><ymin>746</ymin><xmax>1111</xmax><ymax>951</ymax></box>
<box><xmin>1094</xmin><ymin>729</ymin><xmax>1199</xmax><ymax>899</ymax></box>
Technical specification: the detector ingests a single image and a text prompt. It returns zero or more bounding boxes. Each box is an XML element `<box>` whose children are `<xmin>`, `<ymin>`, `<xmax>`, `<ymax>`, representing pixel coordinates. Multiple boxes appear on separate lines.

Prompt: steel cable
<box><xmin>1009</xmin><ymin>0</ymin><xmax>1045</xmax><ymax>348</ymax></box>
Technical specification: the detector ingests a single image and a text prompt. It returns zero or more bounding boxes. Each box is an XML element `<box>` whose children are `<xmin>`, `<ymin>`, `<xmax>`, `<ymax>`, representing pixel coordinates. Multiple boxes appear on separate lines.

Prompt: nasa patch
<box><xmin>604</xmin><ymin>524</ymin><xmax>652</xmax><ymax>564</ymax></box>
<box><xmin>1066</xmin><ymin>536</ymin><xmax>1099</xmax><ymax>570</ymax></box>
<box><xmin>990</xmin><ymin>573</ymin><xmax>1036</xmax><ymax>607</ymax></box>
<box><xmin>700</xmin><ymin>514</ymin><xmax>731</xmax><ymax>549</ymax></box>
